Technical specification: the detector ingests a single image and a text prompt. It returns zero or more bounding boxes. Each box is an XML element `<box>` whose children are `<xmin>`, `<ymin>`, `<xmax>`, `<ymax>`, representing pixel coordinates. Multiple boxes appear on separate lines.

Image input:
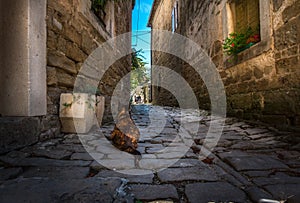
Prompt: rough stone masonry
<box><xmin>148</xmin><ymin>0</ymin><xmax>300</xmax><ymax>130</ymax></box>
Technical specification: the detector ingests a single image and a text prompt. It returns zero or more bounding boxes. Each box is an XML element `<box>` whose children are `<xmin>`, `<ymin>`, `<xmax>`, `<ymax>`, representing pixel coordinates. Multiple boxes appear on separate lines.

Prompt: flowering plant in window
<box><xmin>246</xmin><ymin>34</ymin><xmax>260</xmax><ymax>44</ymax></box>
<box><xmin>223</xmin><ymin>28</ymin><xmax>260</xmax><ymax>56</ymax></box>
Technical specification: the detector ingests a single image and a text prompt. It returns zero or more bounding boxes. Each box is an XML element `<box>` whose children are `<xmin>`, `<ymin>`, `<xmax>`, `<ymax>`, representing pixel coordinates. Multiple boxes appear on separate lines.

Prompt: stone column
<box><xmin>0</xmin><ymin>0</ymin><xmax>47</xmax><ymax>153</ymax></box>
<box><xmin>0</xmin><ymin>0</ymin><xmax>47</xmax><ymax>116</ymax></box>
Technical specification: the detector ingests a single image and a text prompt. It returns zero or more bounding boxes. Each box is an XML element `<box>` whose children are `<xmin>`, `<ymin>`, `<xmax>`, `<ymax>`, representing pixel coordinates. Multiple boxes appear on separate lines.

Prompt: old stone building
<box><xmin>0</xmin><ymin>0</ymin><xmax>134</xmax><ymax>153</ymax></box>
<box><xmin>148</xmin><ymin>0</ymin><xmax>300</xmax><ymax>129</ymax></box>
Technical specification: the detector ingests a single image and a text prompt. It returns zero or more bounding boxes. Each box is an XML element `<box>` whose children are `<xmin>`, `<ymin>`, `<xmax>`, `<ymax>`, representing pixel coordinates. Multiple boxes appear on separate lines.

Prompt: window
<box><xmin>78</xmin><ymin>0</ymin><xmax>112</xmax><ymax>40</ymax></box>
<box><xmin>91</xmin><ymin>0</ymin><xmax>114</xmax><ymax>36</ymax></box>
<box><xmin>223</xmin><ymin>0</ymin><xmax>271</xmax><ymax>67</ymax></box>
<box><xmin>223</xmin><ymin>0</ymin><xmax>260</xmax><ymax>56</ymax></box>
<box><xmin>172</xmin><ymin>1</ymin><xmax>179</xmax><ymax>32</ymax></box>
<box><xmin>233</xmin><ymin>0</ymin><xmax>260</xmax><ymax>35</ymax></box>
<box><xmin>91</xmin><ymin>0</ymin><xmax>107</xmax><ymax>24</ymax></box>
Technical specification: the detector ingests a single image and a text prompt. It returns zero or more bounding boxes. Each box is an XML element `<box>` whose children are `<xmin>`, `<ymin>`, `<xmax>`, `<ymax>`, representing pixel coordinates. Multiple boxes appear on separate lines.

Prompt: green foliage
<box><xmin>63</xmin><ymin>94</ymin><xmax>80</xmax><ymax>108</ymax></box>
<box><xmin>85</xmin><ymin>96</ymin><xmax>96</xmax><ymax>110</ymax></box>
<box><xmin>63</xmin><ymin>102</ymin><xmax>72</xmax><ymax>108</ymax></box>
<box><xmin>223</xmin><ymin>27</ymin><xmax>260</xmax><ymax>56</ymax></box>
<box><xmin>62</xmin><ymin>94</ymin><xmax>95</xmax><ymax>110</ymax></box>
<box><xmin>131</xmin><ymin>49</ymin><xmax>147</xmax><ymax>71</ymax></box>
<box><xmin>131</xmin><ymin>49</ymin><xmax>150</xmax><ymax>90</ymax></box>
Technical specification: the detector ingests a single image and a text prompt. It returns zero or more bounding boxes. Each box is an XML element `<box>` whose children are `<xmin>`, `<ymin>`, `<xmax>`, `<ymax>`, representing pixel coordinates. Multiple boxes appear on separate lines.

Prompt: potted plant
<box><xmin>223</xmin><ymin>27</ymin><xmax>260</xmax><ymax>57</ymax></box>
<box><xmin>59</xmin><ymin>87</ymin><xmax>105</xmax><ymax>133</ymax></box>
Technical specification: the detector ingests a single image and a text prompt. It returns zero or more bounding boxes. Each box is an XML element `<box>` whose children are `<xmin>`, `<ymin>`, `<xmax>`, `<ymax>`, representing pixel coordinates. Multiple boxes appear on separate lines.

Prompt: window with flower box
<box><xmin>223</xmin><ymin>0</ymin><xmax>272</xmax><ymax>67</ymax></box>
<box><xmin>224</xmin><ymin>0</ymin><xmax>260</xmax><ymax>56</ymax></box>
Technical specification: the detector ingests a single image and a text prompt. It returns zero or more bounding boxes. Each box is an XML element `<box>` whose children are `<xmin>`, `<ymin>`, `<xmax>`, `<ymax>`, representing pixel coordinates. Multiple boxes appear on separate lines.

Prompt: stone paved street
<box><xmin>0</xmin><ymin>105</ymin><xmax>300</xmax><ymax>203</ymax></box>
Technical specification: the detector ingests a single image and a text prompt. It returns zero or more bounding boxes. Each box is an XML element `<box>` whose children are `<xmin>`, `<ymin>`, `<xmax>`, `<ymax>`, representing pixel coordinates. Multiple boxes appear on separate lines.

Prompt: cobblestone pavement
<box><xmin>0</xmin><ymin>105</ymin><xmax>300</xmax><ymax>203</ymax></box>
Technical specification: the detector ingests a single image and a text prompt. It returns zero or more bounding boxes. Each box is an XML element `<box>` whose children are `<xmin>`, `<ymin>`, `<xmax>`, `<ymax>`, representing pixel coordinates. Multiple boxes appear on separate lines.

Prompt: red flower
<box><xmin>231</xmin><ymin>43</ymin><xmax>235</xmax><ymax>47</ymax></box>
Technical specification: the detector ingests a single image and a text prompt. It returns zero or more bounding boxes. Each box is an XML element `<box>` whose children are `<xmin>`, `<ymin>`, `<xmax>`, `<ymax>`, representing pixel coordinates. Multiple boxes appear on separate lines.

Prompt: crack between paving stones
<box><xmin>176</xmin><ymin>118</ymin><xmax>273</xmax><ymax>202</ymax></box>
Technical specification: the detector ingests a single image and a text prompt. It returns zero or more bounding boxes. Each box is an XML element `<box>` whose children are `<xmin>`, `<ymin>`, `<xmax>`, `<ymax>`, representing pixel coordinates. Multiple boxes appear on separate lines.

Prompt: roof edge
<box><xmin>147</xmin><ymin>0</ymin><xmax>160</xmax><ymax>27</ymax></box>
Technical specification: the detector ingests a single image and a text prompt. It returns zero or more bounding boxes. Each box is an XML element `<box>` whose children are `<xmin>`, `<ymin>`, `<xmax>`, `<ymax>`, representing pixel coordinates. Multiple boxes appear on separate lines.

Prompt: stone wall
<box><xmin>273</xmin><ymin>0</ymin><xmax>300</xmax><ymax>127</ymax></box>
<box><xmin>150</xmin><ymin>0</ymin><xmax>181</xmax><ymax>106</ymax></box>
<box><xmin>150</xmin><ymin>0</ymin><xmax>300</xmax><ymax>129</ymax></box>
<box><xmin>46</xmin><ymin>0</ymin><xmax>133</xmax><ymax>137</ymax></box>
<box><xmin>0</xmin><ymin>0</ymin><xmax>133</xmax><ymax>154</ymax></box>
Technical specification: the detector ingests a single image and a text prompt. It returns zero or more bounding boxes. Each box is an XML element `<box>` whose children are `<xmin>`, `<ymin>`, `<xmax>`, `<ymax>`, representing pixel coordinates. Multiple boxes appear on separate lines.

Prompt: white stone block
<box><xmin>59</xmin><ymin>93</ymin><xmax>96</xmax><ymax>133</ymax></box>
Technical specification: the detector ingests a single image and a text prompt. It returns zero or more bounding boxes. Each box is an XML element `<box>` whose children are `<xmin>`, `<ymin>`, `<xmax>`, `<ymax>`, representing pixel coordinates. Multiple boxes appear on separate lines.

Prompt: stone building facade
<box><xmin>148</xmin><ymin>0</ymin><xmax>300</xmax><ymax>129</ymax></box>
<box><xmin>0</xmin><ymin>0</ymin><xmax>134</xmax><ymax>153</ymax></box>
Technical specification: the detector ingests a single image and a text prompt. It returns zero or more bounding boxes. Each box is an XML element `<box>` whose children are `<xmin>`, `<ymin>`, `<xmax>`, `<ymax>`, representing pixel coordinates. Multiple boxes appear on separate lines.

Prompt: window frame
<box><xmin>223</xmin><ymin>0</ymin><xmax>272</xmax><ymax>68</ymax></box>
<box><xmin>77</xmin><ymin>0</ymin><xmax>112</xmax><ymax>40</ymax></box>
<box><xmin>89</xmin><ymin>0</ymin><xmax>115</xmax><ymax>37</ymax></box>
<box><xmin>172</xmin><ymin>0</ymin><xmax>179</xmax><ymax>33</ymax></box>
<box><xmin>91</xmin><ymin>0</ymin><xmax>107</xmax><ymax>25</ymax></box>
<box><xmin>232</xmin><ymin>0</ymin><xmax>260</xmax><ymax>34</ymax></box>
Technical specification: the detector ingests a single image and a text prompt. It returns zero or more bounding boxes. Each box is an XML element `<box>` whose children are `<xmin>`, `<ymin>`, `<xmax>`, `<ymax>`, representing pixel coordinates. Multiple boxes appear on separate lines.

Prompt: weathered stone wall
<box><xmin>45</xmin><ymin>0</ymin><xmax>132</xmax><ymax>139</ymax></box>
<box><xmin>150</xmin><ymin>0</ymin><xmax>181</xmax><ymax>106</ymax></box>
<box><xmin>0</xmin><ymin>0</ymin><xmax>133</xmax><ymax>154</ymax></box>
<box><xmin>150</xmin><ymin>0</ymin><xmax>300</xmax><ymax>129</ymax></box>
<box><xmin>272</xmin><ymin>0</ymin><xmax>300</xmax><ymax>127</ymax></box>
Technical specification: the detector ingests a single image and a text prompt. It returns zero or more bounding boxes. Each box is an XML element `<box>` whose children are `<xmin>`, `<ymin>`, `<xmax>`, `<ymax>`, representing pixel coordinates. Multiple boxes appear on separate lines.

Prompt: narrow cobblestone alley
<box><xmin>0</xmin><ymin>105</ymin><xmax>299</xmax><ymax>203</ymax></box>
<box><xmin>1</xmin><ymin>0</ymin><xmax>300</xmax><ymax>202</ymax></box>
